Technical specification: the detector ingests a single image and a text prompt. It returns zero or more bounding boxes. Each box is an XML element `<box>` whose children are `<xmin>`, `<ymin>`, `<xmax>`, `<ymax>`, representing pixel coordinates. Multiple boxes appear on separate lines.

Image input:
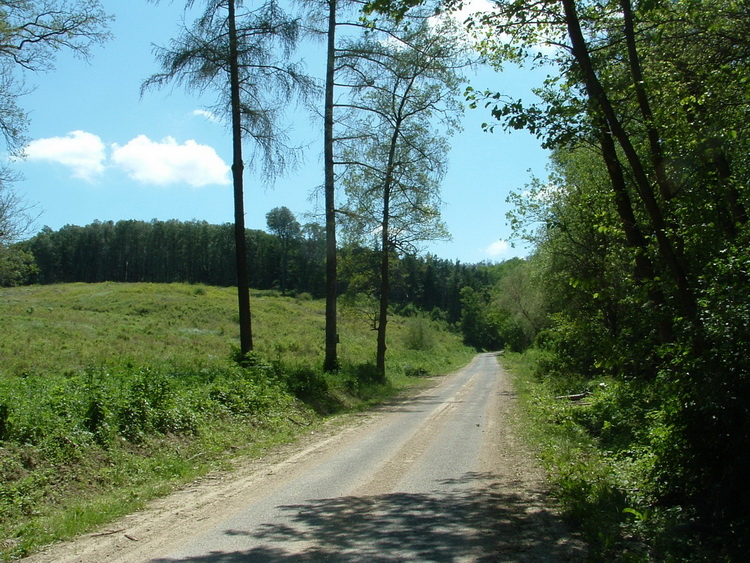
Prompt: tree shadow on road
<box><xmin>152</xmin><ymin>472</ymin><xmax>586</xmax><ymax>562</ymax></box>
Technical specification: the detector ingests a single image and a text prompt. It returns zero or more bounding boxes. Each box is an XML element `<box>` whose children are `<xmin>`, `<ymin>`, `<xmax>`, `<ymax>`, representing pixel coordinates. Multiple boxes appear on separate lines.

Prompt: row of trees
<box><xmin>0</xmin><ymin>1</ymin><xmax>477</xmax><ymax>377</ymax></box>
<box><xmin>139</xmin><ymin>0</ymin><xmax>479</xmax><ymax>377</ymax></box>
<box><xmin>15</xmin><ymin>216</ymin><xmax>512</xmax><ymax>328</ymax></box>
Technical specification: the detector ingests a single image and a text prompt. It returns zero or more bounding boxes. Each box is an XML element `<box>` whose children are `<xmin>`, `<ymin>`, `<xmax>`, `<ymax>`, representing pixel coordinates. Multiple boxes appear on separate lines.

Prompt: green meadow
<box><xmin>0</xmin><ymin>282</ymin><xmax>474</xmax><ymax>559</ymax></box>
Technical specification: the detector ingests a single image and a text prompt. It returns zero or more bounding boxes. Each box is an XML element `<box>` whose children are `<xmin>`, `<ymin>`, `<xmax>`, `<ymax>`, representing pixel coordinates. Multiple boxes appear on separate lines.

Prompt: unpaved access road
<box><xmin>25</xmin><ymin>353</ymin><xmax>586</xmax><ymax>562</ymax></box>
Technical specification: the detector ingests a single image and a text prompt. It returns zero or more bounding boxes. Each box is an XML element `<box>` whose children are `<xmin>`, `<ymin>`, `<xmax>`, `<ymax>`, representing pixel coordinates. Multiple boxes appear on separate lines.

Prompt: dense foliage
<box><xmin>463</xmin><ymin>0</ymin><xmax>750</xmax><ymax>557</ymax></box>
<box><xmin>8</xmin><ymin>0</ymin><xmax>749</xmax><ymax>557</ymax></box>
<box><xmin>369</xmin><ymin>0</ymin><xmax>750</xmax><ymax>557</ymax></box>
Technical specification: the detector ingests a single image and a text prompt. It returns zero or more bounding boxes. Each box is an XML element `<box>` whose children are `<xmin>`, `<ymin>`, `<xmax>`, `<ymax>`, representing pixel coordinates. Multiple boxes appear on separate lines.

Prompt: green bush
<box><xmin>403</xmin><ymin>317</ymin><xmax>435</xmax><ymax>351</ymax></box>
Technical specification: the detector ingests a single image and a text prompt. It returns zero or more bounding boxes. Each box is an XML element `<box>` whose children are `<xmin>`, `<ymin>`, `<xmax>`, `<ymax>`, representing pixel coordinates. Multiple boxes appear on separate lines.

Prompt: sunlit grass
<box><xmin>0</xmin><ymin>282</ymin><xmax>474</xmax><ymax>560</ymax></box>
<box><xmin>0</xmin><ymin>282</ymin><xmax>471</xmax><ymax>378</ymax></box>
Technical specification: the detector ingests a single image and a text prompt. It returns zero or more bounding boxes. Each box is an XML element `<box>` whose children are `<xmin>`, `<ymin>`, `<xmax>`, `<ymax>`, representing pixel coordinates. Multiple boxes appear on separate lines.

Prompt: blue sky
<box><xmin>10</xmin><ymin>0</ymin><xmax>550</xmax><ymax>264</ymax></box>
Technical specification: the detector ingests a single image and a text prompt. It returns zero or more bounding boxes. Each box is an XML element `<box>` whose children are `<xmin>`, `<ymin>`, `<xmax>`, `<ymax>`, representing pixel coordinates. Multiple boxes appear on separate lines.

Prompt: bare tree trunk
<box><xmin>324</xmin><ymin>0</ymin><xmax>339</xmax><ymax>372</ymax></box>
<box><xmin>620</xmin><ymin>0</ymin><xmax>672</xmax><ymax>203</ymax></box>
<box><xmin>229</xmin><ymin>0</ymin><xmax>253</xmax><ymax>355</ymax></box>
<box><xmin>375</xmin><ymin>124</ymin><xmax>401</xmax><ymax>380</ymax></box>
<box><xmin>376</xmin><ymin>187</ymin><xmax>390</xmax><ymax>380</ymax></box>
<box><xmin>595</xmin><ymin>115</ymin><xmax>673</xmax><ymax>342</ymax></box>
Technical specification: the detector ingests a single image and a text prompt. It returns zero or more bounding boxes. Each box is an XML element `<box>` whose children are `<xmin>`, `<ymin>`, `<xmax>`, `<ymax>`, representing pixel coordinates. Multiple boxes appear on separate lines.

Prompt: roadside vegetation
<box><xmin>0</xmin><ymin>282</ymin><xmax>474</xmax><ymax>560</ymax></box>
<box><xmin>504</xmin><ymin>349</ymin><xmax>743</xmax><ymax>562</ymax></box>
<box><xmin>2</xmin><ymin>0</ymin><xmax>748</xmax><ymax>561</ymax></box>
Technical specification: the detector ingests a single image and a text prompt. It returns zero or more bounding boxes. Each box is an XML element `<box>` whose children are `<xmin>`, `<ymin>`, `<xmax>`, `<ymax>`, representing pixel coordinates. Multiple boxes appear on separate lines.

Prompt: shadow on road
<box><xmin>151</xmin><ymin>472</ymin><xmax>586</xmax><ymax>562</ymax></box>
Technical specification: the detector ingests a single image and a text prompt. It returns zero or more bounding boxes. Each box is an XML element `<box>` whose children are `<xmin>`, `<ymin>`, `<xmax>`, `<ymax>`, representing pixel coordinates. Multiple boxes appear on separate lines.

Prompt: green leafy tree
<box><xmin>266</xmin><ymin>206</ymin><xmax>301</xmax><ymax>294</ymax></box>
<box><xmin>371</xmin><ymin>0</ymin><xmax>750</xmax><ymax>545</ymax></box>
<box><xmin>300</xmin><ymin>0</ymin><xmax>413</xmax><ymax>372</ymax></box>
<box><xmin>0</xmin><ymin>0</ymin><xmax>110</xmax><ymax>284</ymax></box>
<box><xmin>338</xmin><ymin>16</ymin><xmax>468</xmax><ymax>378</ymax></box>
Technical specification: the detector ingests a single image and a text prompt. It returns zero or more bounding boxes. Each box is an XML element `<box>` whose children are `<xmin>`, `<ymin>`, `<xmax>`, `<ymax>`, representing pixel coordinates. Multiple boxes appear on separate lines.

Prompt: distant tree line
<box><xmin>17</xmin><ymin>218</ymin><xmax>324</xmax><ymax>294</ymax></box>
<box><xmin>14</xmin><ymin>217</ymin><xmax>511</xmax><ymax>329</ymax></box>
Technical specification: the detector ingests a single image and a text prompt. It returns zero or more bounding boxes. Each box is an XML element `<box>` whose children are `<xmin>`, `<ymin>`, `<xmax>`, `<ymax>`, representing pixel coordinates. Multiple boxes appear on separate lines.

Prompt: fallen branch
<box><xmin>90</xmin><ymin>528</ymin><xmax>125</xmax><ymax>537</ymax></box>
<box><xmin>555</xmin><ymin>392</ymin><xmax>591</xmax><ymax>401</ymax></box>
<box><xmin>287</xmin><ymin>416</ymin><xmax>310</xmax><ymax>427</ymax></box>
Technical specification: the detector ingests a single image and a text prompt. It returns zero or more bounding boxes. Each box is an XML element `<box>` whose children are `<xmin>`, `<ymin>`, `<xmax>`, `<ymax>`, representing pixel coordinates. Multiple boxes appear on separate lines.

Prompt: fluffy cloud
<box><xmin>24</xmin><ymin>130</ymin><xmax>106</xmax><ymax>181</ymax></box>
<box><xmin>111</xmin><ymin>135</ymin><xmax>230</xmax><ymax>187</ymax></box>
<box><xmin>24</xmin><ymin>131</ymin><xmax>230</xmax><ymax>188</ymax></box>
<box><xmin>485</xmin><ymin>239</ymin><xmax>510</xmax><ymax>257</ymax></box>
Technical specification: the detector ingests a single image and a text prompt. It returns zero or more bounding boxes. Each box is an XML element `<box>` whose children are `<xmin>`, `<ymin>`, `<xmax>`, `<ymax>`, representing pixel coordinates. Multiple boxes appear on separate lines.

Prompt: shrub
<box><xmin>403</xmin><ymin>317</ymin><xmax>435</xmax><ymax>351</ymax></box>
<box><xmin>281</xmin><ymin>366</ymin><xmax>331</xmax><ymax>413</ymax></box>
<box><xmin>0</xmin><ymin>403</ymin><xmax>8</xmax><ymax>441</ymax></box>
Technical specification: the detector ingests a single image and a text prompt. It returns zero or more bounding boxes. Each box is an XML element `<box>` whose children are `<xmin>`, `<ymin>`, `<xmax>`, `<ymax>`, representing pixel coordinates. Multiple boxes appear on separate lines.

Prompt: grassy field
<box><xmin>0</xmin><ymin>282</ymin><xmax>475</xmax><ymax>559</ymax></box>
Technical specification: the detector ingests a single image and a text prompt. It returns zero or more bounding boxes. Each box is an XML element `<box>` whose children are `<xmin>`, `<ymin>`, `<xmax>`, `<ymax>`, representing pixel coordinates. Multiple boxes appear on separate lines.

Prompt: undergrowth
<box><xmin>503</xmin><ymin>349</ymin><xmax>733</xmax><ymax>562</ymax></box>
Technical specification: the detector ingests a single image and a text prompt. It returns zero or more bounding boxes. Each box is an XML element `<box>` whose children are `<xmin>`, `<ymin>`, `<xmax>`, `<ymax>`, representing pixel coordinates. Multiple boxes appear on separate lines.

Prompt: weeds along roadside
<box><xmin>0</xmin><ymin>283</ymin><xmax>474</xmax><ymax>560</ymax></box>
<box><xmin>502</xmin><ymin>350</ymin><xmax>730</xmax><ymax>562</ymax></box>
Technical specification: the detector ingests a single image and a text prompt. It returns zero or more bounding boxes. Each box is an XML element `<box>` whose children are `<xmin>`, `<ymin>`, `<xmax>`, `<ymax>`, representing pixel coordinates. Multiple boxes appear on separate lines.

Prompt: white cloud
<box><xmin>192</xmin><ymin>109</ymin><xmax>220</xmax><ymax>124</ymax></box>
<box><xmin>24</xmin><ymin>130</ymin><xmax>106</xmax><ymax>181</ymax></box>
<box><xmin>111</xmin><ymin>135</ymin><xmax>230</xmax><ymax>187</ymax></box>
<box><xmin>485</xmin><ymin>239</ymin><xmax>510</xmax><ymax>257</ymax></box>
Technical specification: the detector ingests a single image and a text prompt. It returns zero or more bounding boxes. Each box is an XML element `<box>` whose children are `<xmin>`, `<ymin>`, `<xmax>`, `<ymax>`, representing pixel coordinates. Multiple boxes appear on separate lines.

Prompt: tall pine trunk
<box><xmin>323</xmin><ymin>0</ymin><xmax>339</xmax><ymax>372</ymax></box>
<box><xmin>229</xmin><ymin>0</ymin><xmax>253</xmax><ymax>355</ymax></box>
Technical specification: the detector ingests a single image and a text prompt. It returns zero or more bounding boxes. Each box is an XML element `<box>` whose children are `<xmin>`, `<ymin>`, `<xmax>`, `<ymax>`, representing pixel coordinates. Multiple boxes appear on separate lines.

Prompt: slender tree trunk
<box><xmin>560</xmin><ymin>0</ymin><xmax>696</xmax><ymax>322</ymax></box>
<box><xmin>324</xmin><ymin>0</ymin><xmax>339</xmax><ymax>372</ymax></box>
<box><xmin>376</xmin><ymin>188</ymin><xmax>391</xmax><ymax>380</ymax></box>
<box><xmin>229</xmin><ymin>0</ymin><xmax>253</xmax><ymax>355</ymax></box>
<box><xmin>375</xmin><ymin>123</ymin><xmax>401</xmax><ymax>380</ymax></box>
<box><xmin>620</xmin><ymin>0</ymin><xmax>672</xmax><ymax>203</ymax></box>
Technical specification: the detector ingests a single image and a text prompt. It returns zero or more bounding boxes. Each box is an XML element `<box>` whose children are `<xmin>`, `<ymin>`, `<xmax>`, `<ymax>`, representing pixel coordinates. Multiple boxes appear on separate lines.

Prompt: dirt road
<box><xmin>25</xmin><ymin>353</ymin><xmax>585</xmax><ymax>562</ymax></box>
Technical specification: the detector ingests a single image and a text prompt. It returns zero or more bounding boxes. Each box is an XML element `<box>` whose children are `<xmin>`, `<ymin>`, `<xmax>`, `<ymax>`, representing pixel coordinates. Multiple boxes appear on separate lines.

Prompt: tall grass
<box><xmin>0</xmin><ymin>282</ymin><xmax>474</xmax><ymax>559</ymax></box>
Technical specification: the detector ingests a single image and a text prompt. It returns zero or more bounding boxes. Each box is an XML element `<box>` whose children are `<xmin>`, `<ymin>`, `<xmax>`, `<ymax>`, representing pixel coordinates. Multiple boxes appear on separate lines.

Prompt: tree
<box><xmin>372</xmin><ymin>0</ymin><xmax>750</xmax><ymax>542</ymax></box>
<box><xmin>337</xmin><ymin>16</ymin><xmax>468</xmax><ymax>378</ymax></box>
<box><xmin>0</xmin><ymin>180</ymin><xmax>38</xmax><ymax>286</ymax></box>
<box><xmin>323</xmin><ymin>0</ymin><xmax>340</xmax><ymax>372</ymax></box>
<box><xmin>266</xmin><ymin>206</ymin><xmax>301</xmax><ymax>294</ymax></box>
<box><xmin>478</xmin><ymin>0</ymin><xmax>750</xmax><ymax>537</ymax></box>
<box><xmin>0</xmin><ymin>0</ymin><xmax>111</xmax><ymax>152</ymax></box>
<box><xmin>144</xmin><ymin>0</ymin><xmax>312</xmax><ymax>356</ymax></box>
<box><xmin>302</xmin><ymin>0</ymin><xmax>444</xmax><ymax>372</ymax></box>
<box><xmin>299</xmin><ymin>0</ymin><xmax>376</xmax><ymax>371</ymax></box>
